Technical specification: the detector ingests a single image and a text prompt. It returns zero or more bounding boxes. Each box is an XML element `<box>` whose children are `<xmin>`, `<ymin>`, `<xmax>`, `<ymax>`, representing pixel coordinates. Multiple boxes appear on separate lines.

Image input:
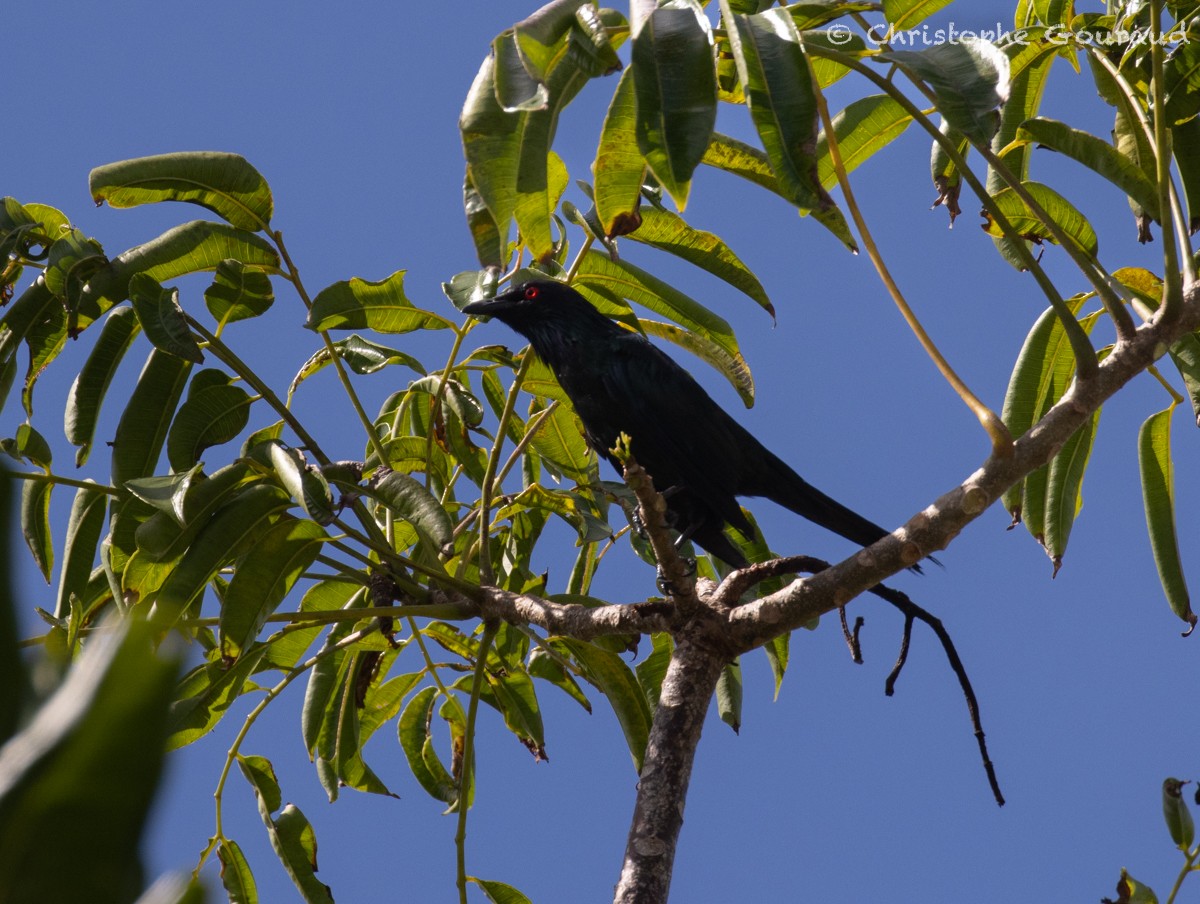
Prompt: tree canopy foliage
<box><xmin>3</xmin><ymin>1</ymin><xmax>1200</xmax><ymax>902</ymax></box>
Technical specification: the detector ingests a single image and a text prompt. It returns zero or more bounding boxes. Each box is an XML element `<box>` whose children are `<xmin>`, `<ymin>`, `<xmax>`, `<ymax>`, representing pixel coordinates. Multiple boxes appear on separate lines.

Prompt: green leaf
<box><xmin>398</xmin><ymin>686</ymin><xmax>460</xmax><ymax>804</ymax></box>
<box><xmin>1139</xmin><ymin>406</ymin><xmax>1196</xmax><ymax>632</ymax></box>
<box><xmin>626</xmin><ymin>205</ymin><xmax>773</xmax><ymax>317</ymax></box>
<box><xmin>0</xmin><ymin>617</ymin><xmax>178</xmax><ymax>904</ymax></box>
<box><xmin>152</xmin><ymin>484</ymin><xmax>291</xmax><ymax>621</ymax></box>
<box><xmin>3</xmin><ymin>423</ymin><xmax>52</xmax><ymax>471</ymax></box>
<box><xmin>65</xmin><ymin>305</ymin><xmax>141</xmax><ymax>466</ymax></box>
<box><xmin>640</xmin><ymin>318</ymin><xmax>755</xmax><ymax>407</ymax></box>
<box><xmin>634</xmin><ymin>631</ymin><xmax>673</xmax><ymax>709</ymax></box>
<box><xmin>1042</xmin><ymin>403</ymin><xmax>1100</xmax><ymax>564</ymax></box>
<box><xmin>205</xmin><ymin>259</ymin><xmax>275</xmax><ymax>327</ymax></box>
<box><xmin>722</xmin><ymin>5</ymin><xmax>831</xmax><ymax>213</ymax></box>
<box><xmin>1000</xmin><ymin>299</ymin><xmax>1099</xmax><ymax>537</ymax></box>
<box><xmin>879</xmin><ymin>39</ymin><xmax>1010</xmax><ymax>144</ymax></box>
<box><xmin>54</xmin><ymin>484</ymin><xmax>108</xmax><ymax>619</ymax></box>
<box><xmin>594</xmin><ymin>68</ymin><xmax>646</xmax><ymax>236</ymax></box>
<box><xmin>218</xmin><ymin>839</ymin><xmax>259</xmax><ymax>904</ymax></box>
<box><xmin>1010</xmin><ymin>117</ymin><xmax>1161</xmax><ymax>222</ymax></box>
<box><xmin>716</xmin><ymin>659</ymin><xmax>743</xmax><ymax>732</ymax></box>
<box><xmin>288</xmin><ymin>334</ymin><xmax>425</xmax><ymax>403</ymax></box>
<box><xmin>470</xmin><ymin>877</ymin><xmax>534</xmax><ymax>904</ymax></box>
<box><xmin>481</xmin><ymin>667</ymin><xmax>545</xmax><ymax>757</ymax></box>
<box><xmin>523</xmin><ymin>399</ymin><xmax>594</xmax><ymax>481</ymax></box>
<box><xmin>306</xmin><ymin>270</ymin><xmax>452</xmax><ymax>334</ymax></box>
<box><xmin>89</xmin><ymin>151</ymin><xmax>274</xmax><ymax>231</ymax></box>
<box><xmin>245</xmin><ymin>782</ymin><xmax>333</xmax><ymax>903</ymax></box>
<box><xmin>219</xmin><ymin>517</ymin><xmax>325</xmax><ymax>661</ymax></box>
<box><xmin>632</xmin><ymin>0</ymin><xmax>718</xmax><ymax>209</ymax></box>
<box><xmin>574</xmin><ymin>249</ymin><xmax>745</xmax><ymax>373</ymax></box>
<box><xmin>268</xmin><ymin>444</ymin><xmax>335</xmax><ymax>526</ymax></box>
<box><xmin>1162</xmin><ymin>777</ymin><xmax>1196</xmax><ymax>850</ymax></box>
<box><xmin>19</xmin><ymin>479</ymin><xmax>53</xmax><ymax>583</ymax></box>
<box><xmin>363</xmin><ymin>470</ymin><xmax>453</xmax><ymax>549</ymax></box>
<box><xmin>881</xmin><ymin>0</ymin><xmax>954</xmax><ymax>30</ymax></box>
<box><xmin>167</xmin><ymin>379</ymin><xmax>253</xmax><ymax>471</ymax></box>
<box><xmin>83</xmin><ymin>220</ymin><xmax>281</xmax><ymax>327</ymax></box>
<box><xmin>557</xmin><ymin>638</ymin><xmax>651</xmax><ymax>771</ymax></box>
<box><xmin>1114</xmin><ymin>869</ymin><xmax>1159</xmax><ymax>904</ymax></box>
<box><xmin>493</xmin><ymin>29</ymin><xmax>550</xmax><ymax>112</ymax></box>
<box><xmin>168</xmin><ymin>646</ymin><xmax>269</xmax><ymax>750</ymax></box>
<box><xmin>1171</xmin><ymin>116</ymin><xmax>1200</xmax><ymax>233</ymax></box>
<box><xmin>817</xmin><ymin>94</ymin><xmax>913</xmax><ymax>190</ymax></box>
<box><xmin>702</xmin><ymin>131</ymin><xmax>779</xmax><ymax>194</ymax></box>
<box><xmin>496</xmin><ymin>484</ymin><xmax>610</xmax><ymax>544</ymax></box>
<box><xmin>983</xmin><ymin>181</ymin><xmax>1099</xmax><ymax>258</ymax></box>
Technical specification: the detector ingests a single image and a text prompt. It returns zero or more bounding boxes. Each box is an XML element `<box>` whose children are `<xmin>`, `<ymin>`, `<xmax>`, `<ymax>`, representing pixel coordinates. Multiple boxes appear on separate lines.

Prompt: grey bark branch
<box><xmin>613</xmin><ymin>625</ymin><xmax>729</xmax><ymax>904</ymax></box>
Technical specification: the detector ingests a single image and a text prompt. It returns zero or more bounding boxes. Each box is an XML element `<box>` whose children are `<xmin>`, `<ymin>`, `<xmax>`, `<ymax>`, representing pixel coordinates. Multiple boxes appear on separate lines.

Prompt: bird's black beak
<box><xmin>462</xmin><ymin>287</ymin><xmax>523</xmax><ymax>317</ymax></box>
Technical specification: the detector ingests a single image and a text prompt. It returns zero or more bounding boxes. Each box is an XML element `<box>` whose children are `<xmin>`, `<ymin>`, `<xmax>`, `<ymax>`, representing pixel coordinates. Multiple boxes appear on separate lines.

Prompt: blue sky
<box><xmin>7</xmin><ymin>2</ymin><xmax>1199</xmax><ymax>902</ymax></box>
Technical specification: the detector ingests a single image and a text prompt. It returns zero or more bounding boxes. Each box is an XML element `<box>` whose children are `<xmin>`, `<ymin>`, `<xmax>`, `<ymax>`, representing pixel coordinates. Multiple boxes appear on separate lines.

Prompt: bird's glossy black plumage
<box><xmin>463</xmin><ymin>279</ymin><xmax>913</xmax><ymax>569</ymax></box>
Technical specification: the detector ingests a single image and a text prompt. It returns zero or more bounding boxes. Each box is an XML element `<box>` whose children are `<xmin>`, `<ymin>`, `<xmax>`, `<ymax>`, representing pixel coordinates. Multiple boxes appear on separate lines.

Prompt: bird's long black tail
<box><xmin>749</xmin><ymin>450</ymin><xmax>916</xmax><ymax>568</ymax></box>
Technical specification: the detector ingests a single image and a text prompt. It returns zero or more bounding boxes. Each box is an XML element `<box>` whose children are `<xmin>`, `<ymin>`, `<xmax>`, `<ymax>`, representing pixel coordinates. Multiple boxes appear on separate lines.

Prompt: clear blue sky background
<box><xmin>7</xmin><ymin>2</ymin><xmax>1198</xmax><ymax>902</ymax></box>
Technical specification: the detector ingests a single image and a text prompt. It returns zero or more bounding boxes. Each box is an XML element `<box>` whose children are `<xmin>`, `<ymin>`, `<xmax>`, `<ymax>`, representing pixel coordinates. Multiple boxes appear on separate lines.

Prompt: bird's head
<box><xmin>462</xmin><ymin>279</ymin><xmax>613</xmax><ymax>345</ymax></box>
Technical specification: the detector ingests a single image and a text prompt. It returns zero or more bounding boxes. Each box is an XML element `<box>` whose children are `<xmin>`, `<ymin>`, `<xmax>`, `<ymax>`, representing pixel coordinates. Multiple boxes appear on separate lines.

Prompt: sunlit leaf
<box><xmin>90</xmin><ymin>152</ymin><xmax>273</xmax><ymax>231</ymax></box>
<box><xmin>632</xmin><ymin>0</ymin><xmax>717</xmax><ymax>209</ymax></box>
<box><xmin>306</xmin><ymin>271</ymin><xmax>453</xmax><ymax>334</ymax></box>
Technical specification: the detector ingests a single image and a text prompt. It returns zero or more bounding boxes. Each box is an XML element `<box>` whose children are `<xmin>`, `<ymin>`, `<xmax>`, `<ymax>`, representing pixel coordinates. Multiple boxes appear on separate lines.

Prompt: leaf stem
<box><xmin>456</xmin><ymin>619</ymin><xmax>498</xmax><ymax>904</ymax></box>
<box><xmin>1</xmin><ymin>470</ymin><xmax>120</xmax><ymax>496</ymax></box>
<box><xmin>809</xmin><ymin>64</ymin><xmax>1012</xmax><ymax>455</ymax></box>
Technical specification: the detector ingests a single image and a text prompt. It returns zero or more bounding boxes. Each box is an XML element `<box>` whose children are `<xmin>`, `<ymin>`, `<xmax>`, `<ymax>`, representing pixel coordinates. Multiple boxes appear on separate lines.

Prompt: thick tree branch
<box><xmin>726</xmin><ymin>281</ymin><xmax>1200</xmax><ymax>651</ymax></box>
<box><xmin>613</xmin><ymin>624</ymin><xmax>730</xmax><ymax>904</ymax></box>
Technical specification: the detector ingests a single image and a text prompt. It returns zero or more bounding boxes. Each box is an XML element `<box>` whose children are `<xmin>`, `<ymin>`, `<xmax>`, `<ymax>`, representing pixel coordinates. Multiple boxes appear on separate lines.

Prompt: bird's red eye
<box><xmin>524</xmin><ymin>285</ymin><xmax>540</xmax><ymax>300</ymax></box>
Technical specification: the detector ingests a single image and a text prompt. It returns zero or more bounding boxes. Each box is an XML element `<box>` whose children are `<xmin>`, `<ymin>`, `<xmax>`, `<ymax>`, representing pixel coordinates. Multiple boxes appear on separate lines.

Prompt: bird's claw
<box><xmin>655</xmin><ymin>556</ymin><xmax>696</xmax><ymax>596</ymax></box>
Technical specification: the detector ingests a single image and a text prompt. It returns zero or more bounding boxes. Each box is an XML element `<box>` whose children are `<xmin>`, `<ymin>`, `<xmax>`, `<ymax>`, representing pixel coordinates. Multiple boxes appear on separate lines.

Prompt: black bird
<box><xmin>463</xmin><ymin>279</ymin><xmax>918</xmax><ymax>570</ymax></box>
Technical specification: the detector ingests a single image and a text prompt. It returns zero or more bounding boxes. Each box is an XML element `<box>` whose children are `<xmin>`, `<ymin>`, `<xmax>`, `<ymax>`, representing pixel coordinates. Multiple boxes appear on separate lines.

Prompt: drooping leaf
<box><xmin>65</xmin><ymin>305</ymin><xmax>141</xmax><ymax>466</ymax></box>
<box><xmin>268</xmin><ymin>444</ymin><xmax>335</xmax><ymax>526</ymax></box>
<box><xmin>1139</xmin><ymin>405</ymin><xmax>1196</xmax><ymax>631</ymax></box>
<box><xmin>89</xmin><ymin>152</ymin><xmax>274</xmax><ymax>231</ymax></box>
<box><xmin>19</xmin><ymin>479</ymin><xmax>53</xmax><ymax>583</ymax></box>
<box><xmin>632</xmin><ymin>0</ymin><xmax>718</xmax><ymax>209</ymax></box>
<box><xmin>288</xmin><ymin>335</ymin><xmax>425</xmax><ymax>404</ymax></box>
<box><xmin>625</xmin><ymin>205</ymin><xmax>773</xmax><ymax>317</ymax></box>
<box><xmin>557</xmin><ymin>638</ymin><xmax>651</xmax><ymax>771</ymax></box>
<box><xmin>168</xmin><ymin>646</ymin><xmax>269</xmax><ymax>750</ymax></box>
<box><xmin>594</xmin><ymin>68</ymin><xmax>646</xmax><ymax>236</ymax></box>
<box><xmin>398</xmin><ymin>686</ymin><xmax>460</xmax><ymax>804</ymax></box>
<box><xmin>879</xmin><ymin>39</ymin><xmax>1011</xmax><ymax>145</ymax></box>
<box><xmin>239</xmin><ymin>756</ymin><xmax>334</xmax><ymax>904</ymax></box>
<box><xmin>151</xmin><ymin>484</ymin><xmax>291</xmax><ymax>622</ymax></box>
<box><xmin>722</xmin><ymin>5</ymin><xmax>831</xmax><ymax>213</ymax></box>
<box><xmin>219</xmin><ymin>517</ymin><xmax>326</xmax><ymax>661</ymax></box>
<box><xmin>574</xmin><ymin>249</ymin><xmax>743</xmax><ymax>366</ymax></box>
<box><xmin>363</xmin><ymin>470</ymin><xmax>454</xmax><ymax>550</ymax></box>
<box><xmin>54</xmin><ymin>484</ymin><xmax>108</xmax><ymax>619</ymax></box>
<box><xmin>218</xmin><ymin>839</ymin><xmax>259</xmax><ymax>904</ymax></box>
